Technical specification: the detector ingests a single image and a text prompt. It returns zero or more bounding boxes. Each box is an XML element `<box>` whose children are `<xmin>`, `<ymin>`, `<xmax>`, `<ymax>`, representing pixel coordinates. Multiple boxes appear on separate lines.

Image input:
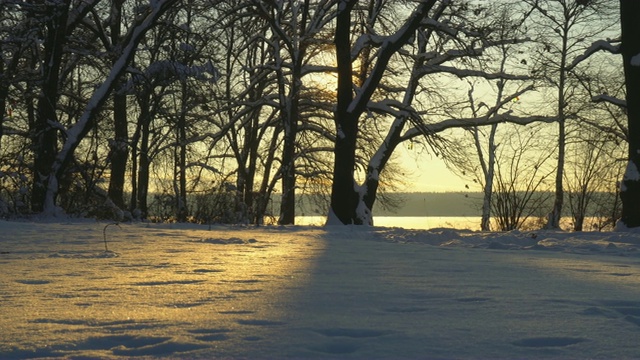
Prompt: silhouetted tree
<box><xmin>619</xmin><ymin>0</ymin><xmax>640</xmax><ymax>228</ymax></box>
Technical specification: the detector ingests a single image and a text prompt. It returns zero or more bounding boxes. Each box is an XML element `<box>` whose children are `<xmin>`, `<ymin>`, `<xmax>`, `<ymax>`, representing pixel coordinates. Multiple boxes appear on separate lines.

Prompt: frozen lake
<box><xmin>297</xmin><ymin>216</ymin><xmax>481</xmax><ymax>230</ymax></box>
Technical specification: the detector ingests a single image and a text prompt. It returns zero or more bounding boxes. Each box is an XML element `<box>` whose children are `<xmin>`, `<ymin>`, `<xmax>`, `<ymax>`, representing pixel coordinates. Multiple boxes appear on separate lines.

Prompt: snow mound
<box><xmin>198</xmin><ymin>237</ymin><xmax>258</xmax><ymax>245</ymax></box>
<box><xmin>375</xmin><ymin>228</ymin><xmax>640</xmax><ymax>256</ymax></box>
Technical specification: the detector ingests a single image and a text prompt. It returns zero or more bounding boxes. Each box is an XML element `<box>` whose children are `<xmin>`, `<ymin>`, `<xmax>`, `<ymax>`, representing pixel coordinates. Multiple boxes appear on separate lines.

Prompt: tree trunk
<box><xmin>278</xmin><ymin>117</ymin><xmax>297</xmax><ymax>224</ymax></box>
<box><xmin>277</xmin><ymin>0</ymin><xmax>310</xmax><ymax>225</ymax></box>
<box><xmin>176</xmin><ymin>80</ymin><xmax>188</xmax><ymax>222</ymax></box>
<box><xmin>481</xmin><ymin>125</ymin><xmax>498</xmax><ymax>231</ymax></box>
<box><xmin>108</xmin><ymin>91</ymin><xmax>128</xmax><ymax>210</ymax></box>
<box><xmin>108</xmin><ymin>0</ymin><xmax>128</xmax><ymax>210</ymax></box>
<box><xmin>351</xmin><ymin>3</ymin><xmax>440</xmax><ymax>224</ymax></box>
<box><xmin>278</xmin><ymin>59</ymin><xmax>301</xmax><ymax>225</ymax></box>
<box><xmin>137</xmin><ymin>107</ymin><xmax>151</xmax><ymax>219</ymax></box>
<box><xmin>329</xmin><ymin>0</ymin><xmax>360</xmax><ymax>225</ymax></box>
<box><xmin>619</xmin><ymin>0</ymin><xmax>640</xmax><ymax>228</ymax></box>
<box><xmin>31</xmin><ymin>1</ymin><xmax>69</xmax><ymax>213</ymax></box>
<box><xmin>546</xmin><ymin>29</ymin><xmax>569</xmax><ymax>229</ymax></box>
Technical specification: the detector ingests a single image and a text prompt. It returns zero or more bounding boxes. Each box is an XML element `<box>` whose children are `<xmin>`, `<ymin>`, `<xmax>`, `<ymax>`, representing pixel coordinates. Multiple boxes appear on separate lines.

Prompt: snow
<box><xmin>3</xmin><ymin>220</ymin><xmax>640</xmax><ymax>358</ymax></box>
<box><xmin>621</xmin><ymin>161</ymin><xmax>640</xmax><ymax>192</ymax></box>
<box><xmin>592</xmin><ymin>94</ymin><xmax>626</xmax><ymax>108</ymax></box>
<box><xmin>569</xmin><ymin>39</ymin><xmax>621</xmax><ymax>69</ymax></box>
<box><xmin>325</xmin><ymin>207</ymin><xmax>343</xmax><ymax>225</ymax></box>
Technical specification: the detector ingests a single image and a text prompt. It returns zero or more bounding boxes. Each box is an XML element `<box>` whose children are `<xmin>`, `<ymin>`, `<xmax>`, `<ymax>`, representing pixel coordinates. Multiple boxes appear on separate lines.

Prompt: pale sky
<box><xmin>395</xmin><ymin>144</ymin><xmax>473</xmax><ymax>193</ymax></box>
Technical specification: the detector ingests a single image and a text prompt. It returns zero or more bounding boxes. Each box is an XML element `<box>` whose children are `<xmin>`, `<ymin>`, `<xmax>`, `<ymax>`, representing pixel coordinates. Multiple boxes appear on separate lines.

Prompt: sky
<box><xmin>396</xmin><ymin>142</ymin><xmax>471</xmax><ymax>193</ymax></box>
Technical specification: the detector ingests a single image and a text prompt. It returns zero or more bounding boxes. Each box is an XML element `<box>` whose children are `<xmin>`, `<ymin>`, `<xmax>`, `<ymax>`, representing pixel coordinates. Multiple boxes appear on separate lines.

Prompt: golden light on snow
<box><xmin>0</xmin><ymin>222</ymin><xmax>328</xmax><ymax>357</ymax></box>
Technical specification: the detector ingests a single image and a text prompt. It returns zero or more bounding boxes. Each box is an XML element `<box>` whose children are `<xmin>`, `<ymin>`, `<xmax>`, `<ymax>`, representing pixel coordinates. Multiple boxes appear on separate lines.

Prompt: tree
<box><xmin>250</xmin><ymin>0</ymin><xmax>335</xmax><ymax>224</ymax></box>
<box><xmin>460</xmin><ymin>4</ymin><xmax>533</xmax><ymax>231</ymax></box>
<box><xmin>329</xmin><ymin>0</ymin><xmax>437</xmax><ymax>225</ymax></box>
<box><xmin>491</xmin><ymin>125</ymin><xmax>555</xmax><ymax>231</ymax></box>
<box><xmin>107</xmin><ymin>0</ymin><xmax>129</xmax><ymax>211</ymax></box>
<box><xmin>328</xmin><ymin>0</ymin><xmax>556</xmax><ymax>225</ymax></box>
<box><xmin>31</xmin><ymin>1</ymin><xmax>72</xmax><ymax>213</ymax></box>
<box><xmin>619</xmin><ymin>0</ymin><xmax>640</xmax><ymax>228</ymax></box>
<box><xmin>564</xmin><ymin>131</ymin><xmax>620</xmax><ymax>231</ymax></box>
<box><xmin>41</xmin><ymin>0</ymin><xmax>181</xmax><ymax>215</ymax></box>
<box><xmin>523</xmin><ymin>0</ymin><xmax>617</xmax><ymax>229</ymax></box>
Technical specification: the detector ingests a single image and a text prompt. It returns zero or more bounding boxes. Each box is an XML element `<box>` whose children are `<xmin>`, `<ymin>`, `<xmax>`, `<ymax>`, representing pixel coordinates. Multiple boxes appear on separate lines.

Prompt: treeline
<box><xmin>0</xmin><ymin>0</ymin><xmax>636</xmax><ymax>231</ymax></box>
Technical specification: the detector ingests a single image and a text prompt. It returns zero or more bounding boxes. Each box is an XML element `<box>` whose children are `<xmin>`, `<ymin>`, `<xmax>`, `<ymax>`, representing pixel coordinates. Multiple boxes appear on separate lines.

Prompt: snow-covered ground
<box><xmin>2</xmin><ymin>220</ymin><xmax>640</xmax><ymax>359</ymax></box>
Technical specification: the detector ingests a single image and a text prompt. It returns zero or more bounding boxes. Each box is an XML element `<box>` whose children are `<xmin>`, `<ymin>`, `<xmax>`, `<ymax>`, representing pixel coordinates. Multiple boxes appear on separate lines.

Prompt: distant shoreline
<box><xmin>293</xmin><ymin>191</ymin><xmax>617</xmax><ymax>217</ymax></box>
<box><xmin>293</xmin><ymin>192</ymin><xmax>483</xmax><ymax>217</ymax></box>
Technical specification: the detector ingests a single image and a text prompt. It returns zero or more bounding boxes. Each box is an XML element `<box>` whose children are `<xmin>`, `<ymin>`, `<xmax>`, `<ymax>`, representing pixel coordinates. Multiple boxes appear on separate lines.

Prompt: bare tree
<box><xmin>523</xmin><ymin>0</ymin><xmax>618</xmax><ymax>229</ymax></box>
<box><xmin>491</xmin><ymin>125</ymin><xmax>555</xmax><ymax>231</ymax></box>
<box><xmin>41</xmin><ymin>0</ymin><xmax>182</xmax><ymax>215</ymax></box>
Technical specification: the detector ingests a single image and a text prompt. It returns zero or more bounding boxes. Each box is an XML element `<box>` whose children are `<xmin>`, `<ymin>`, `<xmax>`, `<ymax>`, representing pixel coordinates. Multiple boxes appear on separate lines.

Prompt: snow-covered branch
<box><xmin>347</xmin><ymin>0</ymin><xmax>437</xmax><ymax>116</ymax></box>
<box><xmin>567</xmin><ymin>39</ymin><xmax>621</xmax><ymax>70</ymax></box>
<box><xmin>401</xmin><ymin>113</ymin><xmax>558</xmax><ymax>141</ymax></box>
<box><xmin>301</xmin><ymin>64</ymin><xmax>336</xmax><ymax>76</ymax></box>
<box><xmin>592</xmin><ymin>94</ymin><xmax>627</xmax><ymax>108</ymax></box>
<box><xmin>422</xmin><ymin>18</ymin><xmax>457</xmax><ymax>37</ymax></box>
<box><xmin>365</xmin><ymin>99</ymin><xmax>419</xmax><ymax>120</ymax></box>
<box><xmin>419</xmin><ymin>64</ymin><xmax>529</xmax><ymax>81</ymax></box>
<box><xmin>351</xmin><ymin>33</ymin><xmax>385</xmax><ymax>60</ymax></box>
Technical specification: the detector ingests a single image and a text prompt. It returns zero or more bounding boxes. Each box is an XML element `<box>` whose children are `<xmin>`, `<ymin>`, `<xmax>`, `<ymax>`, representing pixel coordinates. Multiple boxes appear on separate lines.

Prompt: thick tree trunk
<box><xmin>619</xmin><ymin>0</ymin><xmax>640</xmax><ymax>228</ymax></box>
<box><xmin>31</xmin><ymin>1</ymin><xmax>69</xmax><ymax>213</ymax></box>
<box><xmin>278</xmin><ymin>65</ymin><xmax>301</xmax><ymax>225</ymax></box>
<box><xmin>349</xmin><ymin>5</ymin><xmax>441</xmax><ymax>224</ymax></box>
<box><xmin>108</xmin><ymin>91</ymin><xmax>128</xmax><ymax>210</ymax></box>
<box><xmin>329</xmin><ymin>0</ymin><xmax>359</xmax><ymax>225</ymax></box>
<box><xmin>277</xmin><ymin>0</ymin><xmax>310</xmax><ymax>225</ymax></box>
<box><xmin>278</xmin><ymin>118</ymin><xmax>297</xmax><ymax>224</ymax></box>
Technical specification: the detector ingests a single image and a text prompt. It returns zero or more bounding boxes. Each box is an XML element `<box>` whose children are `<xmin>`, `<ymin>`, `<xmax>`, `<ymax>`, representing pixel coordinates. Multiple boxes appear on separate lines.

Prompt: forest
<box><xmin>1</xmin><ymin>0</ymin><xmax>639</xmax><ymax>231</ymax></box>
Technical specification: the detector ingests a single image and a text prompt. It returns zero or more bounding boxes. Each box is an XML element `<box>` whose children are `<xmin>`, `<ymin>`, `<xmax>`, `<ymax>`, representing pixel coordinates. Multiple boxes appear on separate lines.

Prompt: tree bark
<box><xmin>330</xmin><ymin>0</ymin><xmax>359</xmax><ymax>224</ymax></box>
<box><xmin>31</xmin><ymin>1</ymin><xmax>70</xmax><ymax>213</ymax></box>
<box><xmin>107</xmin><ymin>0</ymin><xmax>128</xmax><ymax>210</ymax></box>
<box><xmin>619</xmin><ymin>0</ymin><xmax>640</xmax><ymax>228</ymax></box>
<box><xmin>137</xmin><ymin>100</ymin><xmax>151</xmax><ymax>219</ymax></box>
<box><xmin>176</xmin><ymin>80</ymin><xmax>188</xmax><ymax>222</ymax></box>
<box><xmin>546</xmin><ymin>24</ymin><xmax>569</xmax><ymax>229</ymax></box>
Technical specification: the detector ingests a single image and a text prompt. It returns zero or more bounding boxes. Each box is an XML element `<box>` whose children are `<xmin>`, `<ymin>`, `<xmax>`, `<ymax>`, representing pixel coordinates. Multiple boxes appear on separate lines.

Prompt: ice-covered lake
<box><xmin>2</xmin><ymin>220</ymin><xmax>640</xmax><ymax>359</ymax></box>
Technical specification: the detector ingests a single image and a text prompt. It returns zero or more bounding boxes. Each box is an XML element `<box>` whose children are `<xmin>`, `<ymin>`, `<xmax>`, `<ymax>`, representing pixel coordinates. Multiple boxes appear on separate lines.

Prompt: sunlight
<box><xmin>0</xmin><ymin>222</ymin><xmax>329</xmax><ymax>358</ymax></box>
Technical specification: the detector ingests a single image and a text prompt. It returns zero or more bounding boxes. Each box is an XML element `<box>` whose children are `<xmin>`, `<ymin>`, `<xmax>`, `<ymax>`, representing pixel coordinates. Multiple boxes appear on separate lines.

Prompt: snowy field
<box><xmin>2</xmin><ymin>220</ymin><xmax>640</xmax><ymax>359</ymax></box>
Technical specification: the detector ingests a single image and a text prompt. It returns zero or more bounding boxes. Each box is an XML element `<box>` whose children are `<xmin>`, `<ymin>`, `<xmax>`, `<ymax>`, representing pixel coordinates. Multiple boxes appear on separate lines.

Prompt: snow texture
<box><xmin>569</xmin><ymin>39</ymin><xmax>621</xmax><ymax>69</ymax></box>
<box><xmin>3</xmin><ymin>220</ymin><xmax>640</xmax><ymax>358</ymax></box>
<box><xmin>621</xmin><ymin>160</ymin><xmax>640</xmax><ymax>192</ymax></box>
<box><xmin>592</xmin><ymin>94</ymin><xmax>626</xmax><ymax>108</ymax></box>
